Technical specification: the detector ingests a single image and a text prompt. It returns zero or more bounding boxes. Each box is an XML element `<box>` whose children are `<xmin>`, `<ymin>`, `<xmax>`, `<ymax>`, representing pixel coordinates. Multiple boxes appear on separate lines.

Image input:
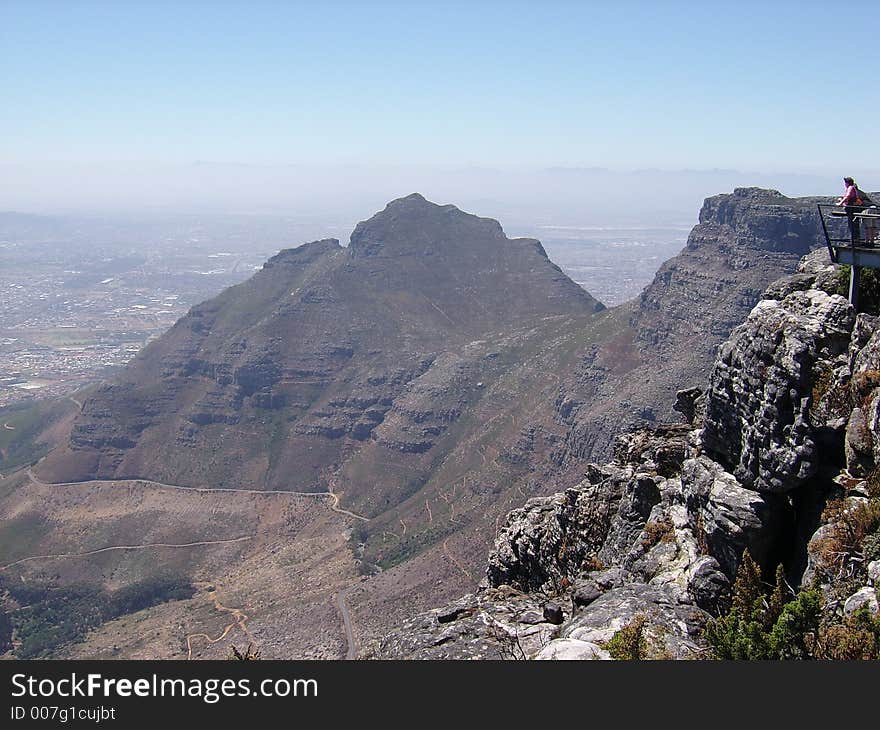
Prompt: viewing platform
<box><xmin>819</xmin><ymin>203</ymin><xmax>880</xmax><ymax>310</ymax></box>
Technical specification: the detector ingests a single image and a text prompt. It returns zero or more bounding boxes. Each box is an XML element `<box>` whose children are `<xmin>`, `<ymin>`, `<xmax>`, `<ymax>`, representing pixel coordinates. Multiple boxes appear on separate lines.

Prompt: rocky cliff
<box><xmin>376</xmin><ymin>250</ymin><xmax>880</xmax><ymax>659</ymax></box>
<box><xmin>547</xmin><ymin>188</ymin><xmax>830</xmax><ymax>475</ymax></box>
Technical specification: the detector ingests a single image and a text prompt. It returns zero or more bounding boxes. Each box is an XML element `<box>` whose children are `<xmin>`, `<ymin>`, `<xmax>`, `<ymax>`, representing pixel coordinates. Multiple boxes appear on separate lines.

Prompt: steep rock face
<box><xmin>549</xmin><ymin>188</ymin><xmax>830</xmax><ymax>471</ymax></box>
<box><xmin>702</xmin><ymin>288</ymin><xmax>854</xmax><ymax>492</ymax></box>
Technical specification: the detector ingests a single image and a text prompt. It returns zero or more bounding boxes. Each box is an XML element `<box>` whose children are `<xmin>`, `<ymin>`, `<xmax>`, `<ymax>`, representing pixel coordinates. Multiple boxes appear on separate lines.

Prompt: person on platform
<box><xmin>838</xmin><ymin>176</ymin><xmax>868</xmax><ymax>243</ymax></box>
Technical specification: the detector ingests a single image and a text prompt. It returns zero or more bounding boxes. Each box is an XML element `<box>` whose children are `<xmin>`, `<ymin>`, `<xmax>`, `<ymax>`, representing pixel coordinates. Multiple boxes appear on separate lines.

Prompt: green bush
<box><xmin>606</xmin><ymin>613</ymin><xmax>649</xmax><ymax>660</ymax></box>
<box><xmin>768</xmin><ymin>589</ymin><xmax>822</xmax><ymax>660</ymax></box>
<box><xmin>704</xmin><ymin>552</ymin><xmax>793</xmax><ymax>660</ymax></box>
<box><xmin>704</xmin><ymin>551</ymin><xmax>880</xmax><ymax>660</ymax></box>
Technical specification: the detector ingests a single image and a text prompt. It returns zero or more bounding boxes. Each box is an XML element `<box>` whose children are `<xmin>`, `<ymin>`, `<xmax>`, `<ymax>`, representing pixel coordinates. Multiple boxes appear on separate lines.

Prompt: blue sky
<box><xmin>1</xmin><ymin>1</ymin><xmax>876</xmax><ymax>215</ymax></box>
<box><xmin>3</xmin><ymin>0</ymin><xmax>874</xmax><ymax>170</ymax></box>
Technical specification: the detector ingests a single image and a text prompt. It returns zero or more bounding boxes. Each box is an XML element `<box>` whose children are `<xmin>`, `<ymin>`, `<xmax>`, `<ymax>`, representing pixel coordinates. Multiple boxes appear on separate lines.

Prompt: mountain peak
<box><xmin>390</xmin><ymin>191</ymin><xmax>429</xmax><ymax>205</ymax></box>
<box><xmin>348</xmin><ymin>193</ymin><xmax>503</xmax><ymax>259</ymax></box>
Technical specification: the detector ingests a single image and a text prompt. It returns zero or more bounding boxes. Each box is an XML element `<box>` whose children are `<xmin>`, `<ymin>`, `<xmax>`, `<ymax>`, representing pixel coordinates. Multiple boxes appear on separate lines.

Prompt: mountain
<box><xmin>38</xmin><ymin>193</ymin><xmax>602</xmax><ymax>496</ymax></box>
<box><xmin>378</xmin><ymin>249</ymin><xmax>879</xmax><ymax>660</ymax></box>
<box><xmin>0</xmin><ymin>189</ymin><xmax>839</xmax><ymax>659</ymax></box>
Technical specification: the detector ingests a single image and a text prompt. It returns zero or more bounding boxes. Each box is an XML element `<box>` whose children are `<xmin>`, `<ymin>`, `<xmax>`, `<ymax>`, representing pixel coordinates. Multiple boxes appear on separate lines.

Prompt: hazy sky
<box><xmin>2</xmin><ymin>1</ymin><xmax>876</xmax><ymax>216</ymax></box>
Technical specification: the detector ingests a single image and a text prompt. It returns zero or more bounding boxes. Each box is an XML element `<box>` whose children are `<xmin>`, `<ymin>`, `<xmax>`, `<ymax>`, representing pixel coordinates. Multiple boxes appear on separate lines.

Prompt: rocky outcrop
<box><xmin>702</xmin><ymin>288</ymin><xmax>853</xmax><ymax>493</ymax></box>
<box><xmin>548</xmin><ymin>188</ymin><xmax>832</xmax><ymax>474</ymax></box>
<box><xmin>377</xmin><ymin>424</ymin><xmax>729</xmax><ymax>659</ymax></box>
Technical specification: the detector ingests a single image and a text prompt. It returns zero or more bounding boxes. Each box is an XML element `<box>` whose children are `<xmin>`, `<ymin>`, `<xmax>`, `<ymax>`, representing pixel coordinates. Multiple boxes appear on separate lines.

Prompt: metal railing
<box><xmin>818</xmin><ymin>203</ymin><xmax>880</xmax><ymax>263</ymax></box>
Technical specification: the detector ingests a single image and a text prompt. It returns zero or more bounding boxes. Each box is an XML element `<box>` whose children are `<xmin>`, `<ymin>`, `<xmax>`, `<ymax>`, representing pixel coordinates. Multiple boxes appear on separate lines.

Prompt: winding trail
<box><xmin>0</xmin><ymin>536</ymin><xmax>253</xmax><ymax>573</ymax></box>
<box><xmin>25</xmin><ymin>469</ymin><xmax>369</xmax><ymax>521</ymax></box>
<box><xmin>325</xmin><ymin>480</ymin><xmax>370</xmax><ymax>522</ymax></box>
<box><xmin>336</xmin><ymin>587</ymin><xmax>358</xmax><ymax>660</ymax></box>
<box><xmin>185</xmin><ymin>583</ymin><xmax>253</xmax><ymax>660</ymax></box>
<box><xmin>19</xmin><ymin>465</ymin><xmax>370</xmax><ymax>655</ymax></box>
<box><xmin>442</xmin><ymin>539</ymin><xmax>475</xmax><ymax>582</ymax></box>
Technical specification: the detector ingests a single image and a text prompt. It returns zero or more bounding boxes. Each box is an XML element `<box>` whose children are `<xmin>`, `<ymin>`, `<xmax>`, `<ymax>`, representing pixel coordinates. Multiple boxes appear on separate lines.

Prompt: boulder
<box><xmin>867</xmin><ymin>561</ymin><xmax>880</xmax><ymax>587</ymax></box>
<box><xmin>686</xmin><ymin>555</ymin><xmax>732</xmax><ymax>614</ymax></box>
<box><xmin>543</xmin><ymin>603</ymin><xmax>565</xmax><ymax>625</ymax></box>
<box><xmin>572</xmin><ymin>579</ymin><xmax>603</xmax><ymax>607</ymax></box>
<box><xmin>533</xmin><ymin>639</ymin><xmax>610</xmax><ymax>660</ymax></box>
<box><xmin>562</xmin><ymin>583</ymin><xmax>708</xmax><ymax>659</ymax></box>
<box><xmin>680</xmin><ymin>457</ymin><xmax>788</xmax><ymax>578</ymax></box>
<box><xmin>843</xmin><ymin>587</ymin><xmax>879</xmax><ymax>617</ymax></box>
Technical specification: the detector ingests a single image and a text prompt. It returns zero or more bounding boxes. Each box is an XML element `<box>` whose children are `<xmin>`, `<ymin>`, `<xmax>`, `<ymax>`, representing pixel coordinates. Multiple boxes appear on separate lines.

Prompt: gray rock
<box><xmin>562</xmin><ymin>583</ymin><xmax>709</xmax><ymax>659</ymax></box>
<box><xmin>437</xmin><ymin>605</ymin><xmax>475</xmax><ymax>624</ymax></box>
<box><xmin>572</xmin><ymin>579</ymin><xmax>603</xmax><ymax>607</ymax></box>
<box><xmin>845</xmin><ymin>407</ymin><xmax>874</xmax><ymax>476</ymax></box>
<box><xmin>762</xmin><ymin>273</ymin><xmax>816</xmax><ymax>301</ymax></box>
<box><xmin>702</xmin><ymin>289</ymin><xmax>854</xmax><ymax>493</ymax></box>
<box><xmin>867</xmin><ymin>561</ymin><xmax>880</xmax><ymax>586</ymax></box>
<box><xmin>612</xmin><ymin>424</ymin><xmax>692</xmax><ymax>477</ymax></box>
<box><xmin>848</xmin><ymin>313</ymin><xmax>879</xmax><ymax>371</ymax></box>
<box><xmin>517</xmin><ymin>610</ymin><xmax>546</xmax><ymax>625</ymax></box>
<box><xmin>598</xmin><ymin>473</ymin><xmax>663</xmax><ymax>566</ymax></box>
<box><xmin>797</xmin><ymin>248</ymin><xmax>841</xmax><ymax>294</ymax></box>
<box><xmin>486</xmin><ymin>480</ymin><xmax>617</xmax><ymax>592</ymax></box>
<box><xmin>852</xmin><ymin>327</ymin><xmax>880</xmax><ymax>374</ymax></box>
<box><xmin>543</xmin><ymin>603</ymin><xmax>565</xmax><ymax>625</ymax></box>
<box><xmin>843</xmin><ymin>587</ymin><xmax>879</xmax><ymax>617</ymax></box>
<box><xmin>680</xmin><ymin>456</ymin><xmax>787</xmax><ymax>578</ymax></box>
<box><xmin>686</xmin><ymin>556</ymin><xmax>732</xmax><ymax>614</ymax></box>
<box><xmin>533</xmin><ymin>639</ymin><xmax>610</xmax><ymax>660</ymax></box>
<box><xmin>585</xmin><ymin>567</ymin><xmax>629</xmax><ymax>590</ymax></box>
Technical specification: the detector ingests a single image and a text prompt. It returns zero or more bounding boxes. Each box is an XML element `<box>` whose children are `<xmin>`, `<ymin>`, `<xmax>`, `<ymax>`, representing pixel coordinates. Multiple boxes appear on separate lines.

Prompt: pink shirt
<box><xmin>842</xmin><ymin>184</ymin><xmax>860</xmax><ymax>205</ymax></box>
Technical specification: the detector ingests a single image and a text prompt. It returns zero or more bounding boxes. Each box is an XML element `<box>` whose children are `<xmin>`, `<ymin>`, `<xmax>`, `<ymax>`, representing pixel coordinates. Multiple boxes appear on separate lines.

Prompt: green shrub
<box><xmin>816</xmin><ymin>606</ymin><xmax>880</xmax><ymax>660</ymax></box>
<box><xmin>606</xmin><ymin>613</ymin><xmax>649</xmax><ymax>660</ymax></box>
<box><xmin>768</xmin><ymin>589</ymin><xmax>822</xmax><ymax>660</ymax></box>
<box><xmin>704</xmin><ymin>551</ymin><xmax>879</xmax><ymax>660</ymax></box>
<box><xmin>704</xmin><ymin>552</ymin><xmax>793</xmax><ymax>660</ymax></box>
